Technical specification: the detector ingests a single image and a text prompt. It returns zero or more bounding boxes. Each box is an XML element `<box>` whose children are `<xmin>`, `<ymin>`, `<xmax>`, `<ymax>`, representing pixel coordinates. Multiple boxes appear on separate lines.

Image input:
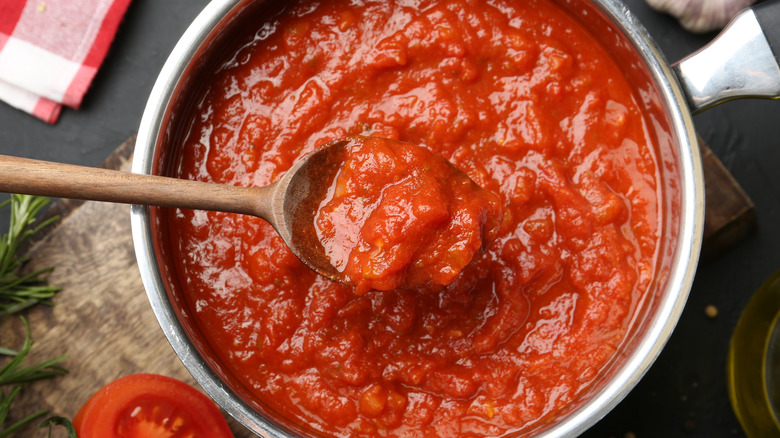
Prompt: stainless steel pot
<box><xmin>131</xmin><ymin>1</ymin><xmax>780</xmax><ymax>436</ymax></box>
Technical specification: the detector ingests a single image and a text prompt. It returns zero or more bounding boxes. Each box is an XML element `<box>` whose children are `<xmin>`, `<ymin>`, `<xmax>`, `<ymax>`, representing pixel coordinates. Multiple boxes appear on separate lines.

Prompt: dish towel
<box><xmin>0</xmin><ymin>0</ymin><xmax>132</xmax><ymax>123</ymax></box>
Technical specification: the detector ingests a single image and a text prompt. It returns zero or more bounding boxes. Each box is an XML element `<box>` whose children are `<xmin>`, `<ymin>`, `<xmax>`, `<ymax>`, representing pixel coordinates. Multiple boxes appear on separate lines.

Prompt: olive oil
<box><xmin>728</xmin><ymin>270</ymin><xmax>780</xmax><ymax>437</ymax></box>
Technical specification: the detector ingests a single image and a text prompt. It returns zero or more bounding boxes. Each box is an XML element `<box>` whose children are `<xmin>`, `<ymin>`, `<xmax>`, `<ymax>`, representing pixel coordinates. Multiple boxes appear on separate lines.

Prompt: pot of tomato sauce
<box><xmin>131</xmin><ymin>0</ymin><xmax>780</xmax><ymax>437</ymax></box>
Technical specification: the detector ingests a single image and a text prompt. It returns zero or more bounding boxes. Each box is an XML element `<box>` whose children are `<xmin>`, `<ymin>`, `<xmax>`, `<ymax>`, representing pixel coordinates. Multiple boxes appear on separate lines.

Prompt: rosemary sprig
<box><xmin>0</xmin><ymin>195</ymin><xmax>60</xmax><ymax>316</ymax></box>
<box><xmin>0</xmin><ymin>317</ymin><xmax>68</xmax><ymax>438</ymax></box>
<box><xmin>0</xmin><ymin>194</ymin><xmax>68</xmax><ymax>436</ymax></box>
<box><xmin>38</xmin><ymin>416</ymin><xmax>77</xmax><ymax>438</ymax></box>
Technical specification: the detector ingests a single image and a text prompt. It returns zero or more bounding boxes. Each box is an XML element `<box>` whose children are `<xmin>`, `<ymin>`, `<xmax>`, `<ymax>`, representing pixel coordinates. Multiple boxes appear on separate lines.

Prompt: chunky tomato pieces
<box><xmin>168</xmin><ymin>0</ymin><xmax>661</xmax><ymax>436</ymax></box>
<box><xmin>316</xmin><ymin>136</ymin><xmax>503</xmax><ymax>293</ymax></box>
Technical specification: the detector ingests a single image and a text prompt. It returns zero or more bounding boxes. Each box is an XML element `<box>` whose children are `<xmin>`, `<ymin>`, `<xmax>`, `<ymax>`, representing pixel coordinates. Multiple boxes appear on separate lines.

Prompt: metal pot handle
<box><xmin>673</xmin><ymin>1</ymin><xmax>780</xmax><ymax>114</ymax></box>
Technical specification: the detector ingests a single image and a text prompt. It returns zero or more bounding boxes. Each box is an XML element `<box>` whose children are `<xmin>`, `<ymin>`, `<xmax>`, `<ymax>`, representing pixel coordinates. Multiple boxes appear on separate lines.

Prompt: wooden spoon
<box><xmin>0</xmin><ymin>138</ymin><xmax>349</xmax><ymax>281</ymax></box>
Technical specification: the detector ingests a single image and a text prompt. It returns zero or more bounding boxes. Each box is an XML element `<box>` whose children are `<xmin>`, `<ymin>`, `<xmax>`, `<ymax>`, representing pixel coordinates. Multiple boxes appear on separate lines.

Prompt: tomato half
<box><xmin>73</xmin><ymin>373</ymin><xmax>234</xmax><ymax>438</ymax></box>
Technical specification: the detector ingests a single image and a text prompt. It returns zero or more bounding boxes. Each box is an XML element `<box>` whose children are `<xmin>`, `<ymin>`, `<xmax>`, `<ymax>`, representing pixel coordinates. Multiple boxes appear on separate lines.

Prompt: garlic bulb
<box><xmin>645</xmin><ymin>0</ymin><xmax>756</xmax><ymax>33</ymax></box>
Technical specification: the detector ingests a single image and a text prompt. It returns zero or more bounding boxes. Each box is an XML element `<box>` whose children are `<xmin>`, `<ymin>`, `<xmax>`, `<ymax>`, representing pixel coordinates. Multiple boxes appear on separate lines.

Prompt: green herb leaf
<box><xmin>0</xmin><ymin>195</ymin><xmax>69</xmax><ymax>437</ymax></box>
<box><xmin>0</xmin><ymin>195</ymin><xmax>60</xmax><ymax>316</ymax></box>
<box><xmin>0</xmin><ymin>405</ymin><xmax>48</xmax><ymax>438</ymax></box>
<box><xmin>38</xmin><ymin>416</ymin><xmax>77</xmax><ymax>438</ymax></box>
<box><xmin>0</xmin><ymin>317</ymin><xmax>68</xmax><ymax>436</ymax></box>
<box><xmin>0</xmin><ymin>317</ymin><xmax>68</xmax><ymax>386</ymax></box>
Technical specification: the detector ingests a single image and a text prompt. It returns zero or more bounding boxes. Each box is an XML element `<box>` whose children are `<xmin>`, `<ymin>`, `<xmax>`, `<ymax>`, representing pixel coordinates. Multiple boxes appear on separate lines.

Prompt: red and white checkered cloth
<box><xmin>0</xmin><ymin>0</ymin><xmax>132</xmax><ymax>123</ymax></box>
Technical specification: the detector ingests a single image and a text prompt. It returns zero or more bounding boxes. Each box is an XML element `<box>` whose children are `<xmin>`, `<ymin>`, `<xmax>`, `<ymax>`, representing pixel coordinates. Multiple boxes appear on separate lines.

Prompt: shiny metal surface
<box><xmin>530</xmin><ymin>1</ymin><xmax>704</xmax><ymax>436</ymax></box>
<box><xmin>131</xmin><ymin>0</ymin><xmax>707</xmax><ymax>437</ymax></box>
<box><xmin>132</xmin><ymin>1</ymin><xmax>291</xmax><ymax>437</ymax></box>
<box><xmin>674</xmin><ymin>9</ymin><xmax>780</xmax><ymax>113</ymax></box>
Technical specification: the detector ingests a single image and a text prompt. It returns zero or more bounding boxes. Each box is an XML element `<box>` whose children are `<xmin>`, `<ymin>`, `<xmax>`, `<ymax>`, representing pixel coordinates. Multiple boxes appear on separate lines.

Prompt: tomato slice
<box><xmin>73</xmin><ymin>373</ymin><xmax>234</xmax><ymax>438</ymax></box>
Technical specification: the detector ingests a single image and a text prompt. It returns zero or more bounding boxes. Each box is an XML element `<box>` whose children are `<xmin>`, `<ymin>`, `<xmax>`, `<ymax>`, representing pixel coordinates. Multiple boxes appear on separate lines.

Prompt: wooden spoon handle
<box><xmin>0</xmin><ymin>154</ymin><xmax>268</xmax><ymax>217</ymax></box>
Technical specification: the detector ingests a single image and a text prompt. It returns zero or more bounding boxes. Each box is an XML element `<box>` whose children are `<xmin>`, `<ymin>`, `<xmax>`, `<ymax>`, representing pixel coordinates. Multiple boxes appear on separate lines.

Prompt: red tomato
<box><xmin>73</xmin><ymin>373</ymin><xmax>234</xmax><ymax>438</ymax></box>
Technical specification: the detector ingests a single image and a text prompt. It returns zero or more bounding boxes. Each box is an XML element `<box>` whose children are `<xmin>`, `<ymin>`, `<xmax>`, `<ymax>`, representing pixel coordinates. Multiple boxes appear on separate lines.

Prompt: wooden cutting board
<box><xmin>0</xmin><ymin>135</ymin><xmax>754</xmax><ymax>437</ymax></box>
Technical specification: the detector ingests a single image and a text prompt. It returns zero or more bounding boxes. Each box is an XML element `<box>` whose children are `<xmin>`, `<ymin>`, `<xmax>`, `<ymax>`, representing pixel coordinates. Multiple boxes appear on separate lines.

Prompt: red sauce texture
<box><xmin>316</xmin><ymin>136</ymin><xmax>503</xmax><ymax>294</ymax></box>
<box><xmin>169</xmin><ymin>0</ymin><xmax>661</xmax><ymax>436</ymax></box>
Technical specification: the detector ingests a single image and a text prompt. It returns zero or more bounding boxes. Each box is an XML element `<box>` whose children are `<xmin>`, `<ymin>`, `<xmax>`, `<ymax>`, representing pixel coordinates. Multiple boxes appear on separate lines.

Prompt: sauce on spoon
<box><xmin>315</xmin><ymin>136</ymin><xmax>503</xmax><ymax>293</ymax></box>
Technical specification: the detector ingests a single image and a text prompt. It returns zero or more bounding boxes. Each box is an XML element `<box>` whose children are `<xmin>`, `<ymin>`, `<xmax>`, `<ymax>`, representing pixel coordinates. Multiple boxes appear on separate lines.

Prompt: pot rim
<box><xmin>130</xmin><ymin>0</ymin><xmax>705</xmax><ymax>437</ymax></box>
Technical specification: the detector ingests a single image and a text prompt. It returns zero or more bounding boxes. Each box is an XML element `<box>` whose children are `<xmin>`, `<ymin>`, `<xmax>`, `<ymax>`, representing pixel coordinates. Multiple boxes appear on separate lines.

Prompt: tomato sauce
<box><xmin>315</xmin><ymin>136</ymin><xmax>503</xmax><ymax>294</ymax></box>
<box><xmin>169</xmin><ymin>0</ymin><xmax>661</xmax><ymax>436</ymax></box>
